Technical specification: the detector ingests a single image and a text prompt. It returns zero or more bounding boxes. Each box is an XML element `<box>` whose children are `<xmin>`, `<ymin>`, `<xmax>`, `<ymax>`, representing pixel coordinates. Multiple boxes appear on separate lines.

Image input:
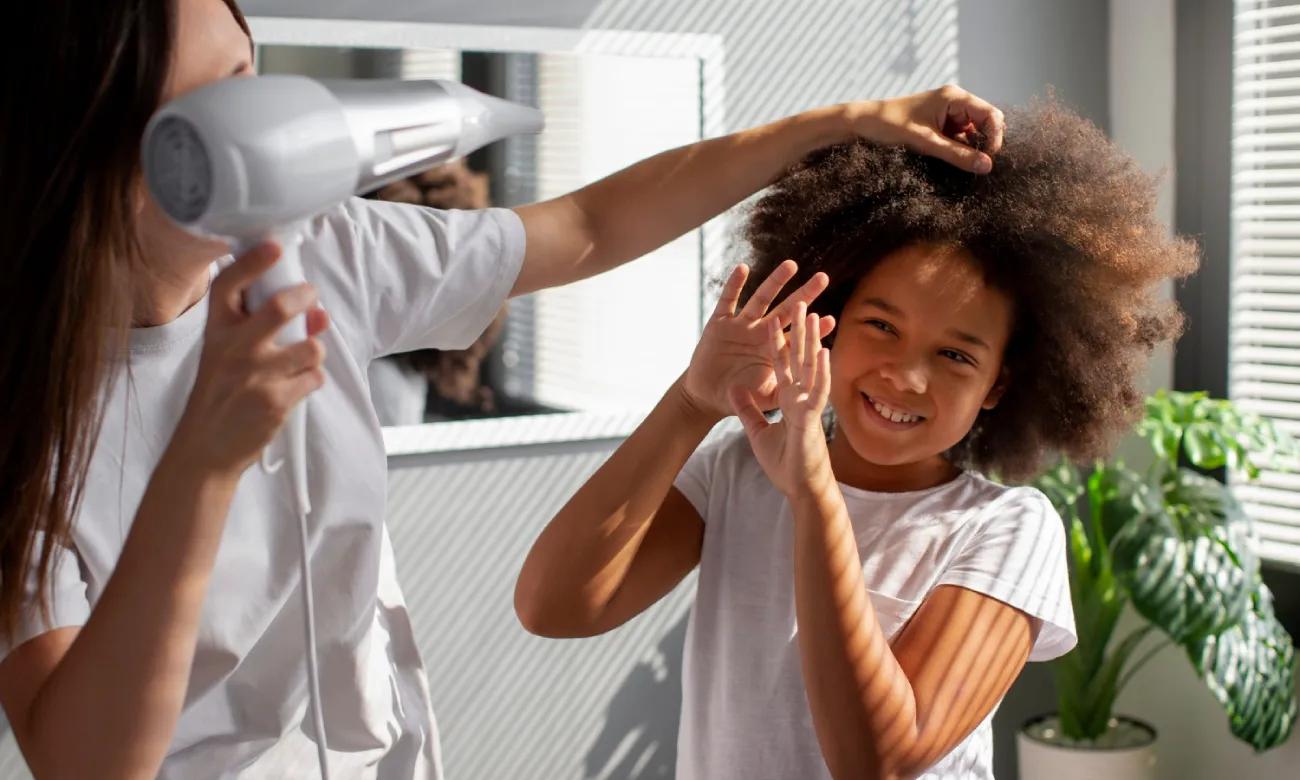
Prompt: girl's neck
<box><xmin>827</xmin><ymin>428</ymin><xmax>963</xmax><ymax>493</ymax></box>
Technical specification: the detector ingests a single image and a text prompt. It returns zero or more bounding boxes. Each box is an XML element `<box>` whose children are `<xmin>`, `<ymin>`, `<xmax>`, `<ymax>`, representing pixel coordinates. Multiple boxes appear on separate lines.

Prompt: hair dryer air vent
<box><xmin>145</xmin><ymin>116</ymin><xmax>215</xmax><ymax>224</ymax></box>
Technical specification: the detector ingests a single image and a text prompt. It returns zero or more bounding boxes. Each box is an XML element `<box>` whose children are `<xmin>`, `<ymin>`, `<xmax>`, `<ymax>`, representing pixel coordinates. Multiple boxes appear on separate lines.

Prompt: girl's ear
<box><xmin>981</xmin><ymin>366</ymin><xmax>1010</xmax><ymax>410</ymax></box>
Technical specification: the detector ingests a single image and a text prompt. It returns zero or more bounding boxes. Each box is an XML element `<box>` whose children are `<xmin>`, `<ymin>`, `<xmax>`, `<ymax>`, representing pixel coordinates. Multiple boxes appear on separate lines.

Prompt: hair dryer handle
<box><xmin>241</xmin><ymin>235</ymin><xmax>309</xmax><ymax>346</ymax></box>
<box><xmin>234</xmin><ymin>234</ymin><xmax>313</xmax><ymax>515</ymax></box>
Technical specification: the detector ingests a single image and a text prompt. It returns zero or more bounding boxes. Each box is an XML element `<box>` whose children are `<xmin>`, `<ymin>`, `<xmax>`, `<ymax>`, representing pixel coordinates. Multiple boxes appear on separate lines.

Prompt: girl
<box><xmin>515</xmin><ymin>98</ymin><xmax>1200</xmax><ymax>780</ymax></box>
<box><xmin>0</xmin><ymin>0</ymin><xmax>1007</xmax><ymax>778</ymax></box>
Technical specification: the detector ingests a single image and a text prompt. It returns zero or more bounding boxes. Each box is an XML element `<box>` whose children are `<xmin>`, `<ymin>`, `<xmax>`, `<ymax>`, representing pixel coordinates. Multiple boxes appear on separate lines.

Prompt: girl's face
<box><xmin>827</xmin><ymin>244</ymin><xmax>1014</xmax><ymax>483</ymax></box>
<box><xmin>135</xmin><ymin>0</ymin><xmax>255</xmax><ymax>266</ymax></box>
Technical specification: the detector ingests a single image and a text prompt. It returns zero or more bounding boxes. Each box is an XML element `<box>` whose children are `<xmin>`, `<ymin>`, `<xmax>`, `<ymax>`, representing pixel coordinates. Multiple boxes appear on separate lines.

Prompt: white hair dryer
<box><xmin>140</xmin><ymin>74</ymin><xmax>543</xmax><ymax>780</ymax></box>
<box><xmin>142</xmin><ymin>73</ymin><xmax>543</xmax><ymax>513</ymax></box>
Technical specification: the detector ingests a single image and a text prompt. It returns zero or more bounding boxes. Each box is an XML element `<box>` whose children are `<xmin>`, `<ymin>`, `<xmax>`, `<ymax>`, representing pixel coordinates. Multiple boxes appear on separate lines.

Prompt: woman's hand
<box><xmin>679</xmin><ymin>260</ymin><xmax>834</xmax><ymax>423</ymax></box>
<box><xmin>172</xmin><ymin>242</ymin><xmax>330</xmax><ymax>478</ymax></box>
<box><xmin>848</xmin><ymin>84</ymin><xmax>1005</xmax><ymax>174</ymax></box>
<box><xmin>730</xmin><ymin>302</ymin><xmax>836</xmax><ymax>497</ymax></box>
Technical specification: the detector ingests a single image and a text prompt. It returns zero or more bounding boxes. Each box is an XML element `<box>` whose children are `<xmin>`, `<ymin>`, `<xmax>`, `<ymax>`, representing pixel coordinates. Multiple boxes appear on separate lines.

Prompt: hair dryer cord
<box><xmin>269</xmin><ymin>405</ymin><xmax>330</xmax><ymax>779</ymax></box>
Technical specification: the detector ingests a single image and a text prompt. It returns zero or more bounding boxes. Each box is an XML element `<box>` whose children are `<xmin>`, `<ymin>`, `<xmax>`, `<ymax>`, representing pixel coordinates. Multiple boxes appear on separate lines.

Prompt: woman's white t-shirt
<box><xmin>672</xmin><ymin>431</ymin><xmax>1078</xmax><ymax>780</ymax></box>
<box><xmin>0</xmin><ymin>197</ymin><xmax>526</xmax><ymax>779</ymax></box>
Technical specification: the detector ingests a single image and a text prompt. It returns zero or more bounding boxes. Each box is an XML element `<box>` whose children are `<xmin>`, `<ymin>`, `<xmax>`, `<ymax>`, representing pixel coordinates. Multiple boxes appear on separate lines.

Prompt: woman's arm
<box><xmin>514</xmin><ymin>376</ymin><xmax>715</xmax><ymax>638</ymax></box>
<box><xmin>509</xmin><ymin>85</ymin><xmax>1005</xmax><ymax>297</ymax></box>
<box><xmin>0</xmin><ymin>245</ymin><xmax>329</xmax><ymax>780</ymax></box>
<box><xmin>0</xmin><ymin>454</ymin><xmax>240</xmax><ymax>780</ymax></box>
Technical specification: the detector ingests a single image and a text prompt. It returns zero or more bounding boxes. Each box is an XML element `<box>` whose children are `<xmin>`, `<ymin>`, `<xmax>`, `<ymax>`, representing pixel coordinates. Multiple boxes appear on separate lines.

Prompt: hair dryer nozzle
<box><xmin>320</xmin><ymin>79</ymin><xmax>544</xmax><ymax>195</ymax></box>
<box><xmin>437</xmin><ymin>81</ymin><xmax>546</xmax><ymax>160</ymax></box>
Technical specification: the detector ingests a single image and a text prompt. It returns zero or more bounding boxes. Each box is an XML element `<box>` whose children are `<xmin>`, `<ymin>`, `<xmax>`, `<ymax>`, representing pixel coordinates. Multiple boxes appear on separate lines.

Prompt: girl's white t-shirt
<box><xmin>672</xmin><ymin>431</ymin><xmax>1077</xmax><ymax>780</ymax></box>
<box><xmin>0</xmin><ymin>197</ymin><xmax>526</xmax><ymax>779</ymax></box>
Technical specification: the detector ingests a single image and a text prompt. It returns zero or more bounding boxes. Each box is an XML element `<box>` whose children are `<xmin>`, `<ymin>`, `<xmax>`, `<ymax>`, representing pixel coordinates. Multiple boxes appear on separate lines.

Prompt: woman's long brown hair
<box><xmin>0</xmin><ymin>0</ymin><xmax>250</xmax><ymax>647</ymax></box>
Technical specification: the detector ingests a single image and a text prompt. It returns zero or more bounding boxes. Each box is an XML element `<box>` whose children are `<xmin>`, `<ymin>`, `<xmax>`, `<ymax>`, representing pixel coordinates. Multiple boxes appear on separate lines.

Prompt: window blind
<box><xmin>525</xmin><ymin>53</ymin><xmax>706</xmax><ymax>412</ymax></box>
<box><xmin>1231</xmin><ymin>0</ymin><xmax>1300</xmax><ymax>567</ymax></box>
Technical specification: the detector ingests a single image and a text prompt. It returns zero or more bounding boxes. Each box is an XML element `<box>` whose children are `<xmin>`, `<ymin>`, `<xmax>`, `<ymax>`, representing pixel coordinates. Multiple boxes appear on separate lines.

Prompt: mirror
<box><xmin>255</xmin><ymin>39</ymin><xmax>709</xmax><ymax>436</ymax></box>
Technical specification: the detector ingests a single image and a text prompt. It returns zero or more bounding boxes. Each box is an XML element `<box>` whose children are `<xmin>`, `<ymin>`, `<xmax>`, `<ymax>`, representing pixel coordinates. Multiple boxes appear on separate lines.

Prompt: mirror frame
<box><xmin>246</xmin><ymin>16</ymin><xmax>728</xmax><ymax>460</ymax></box>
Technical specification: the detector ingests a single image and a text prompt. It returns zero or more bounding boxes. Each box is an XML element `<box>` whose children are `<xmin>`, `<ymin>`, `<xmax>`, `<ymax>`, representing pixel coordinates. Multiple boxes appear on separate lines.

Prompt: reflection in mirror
<box><xmin>256</xmin><ymin>44</ymin><xmax>706</xmax><ymax>428</ymax></box>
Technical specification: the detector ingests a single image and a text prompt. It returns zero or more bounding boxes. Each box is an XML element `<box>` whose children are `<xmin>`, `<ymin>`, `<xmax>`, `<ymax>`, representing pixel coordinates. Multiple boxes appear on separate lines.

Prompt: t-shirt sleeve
<box><xmin>300</xmin><ymin>197</ymin><xmax>526</xmax><ymax>365</ymax></box>
<box><xmin>0</xmin><ymin>534</ymin><xmax>91</xmax><ymax>664</ymax></box>
<box><xmin>936</xmin><ymin>488</ymin><xmax>1077</xmax><ymax>662</ymax></box>
<box><xmin>672</xmin><ymin>429</ymin><xmax>745</xmax><ymax>522</ymax></box>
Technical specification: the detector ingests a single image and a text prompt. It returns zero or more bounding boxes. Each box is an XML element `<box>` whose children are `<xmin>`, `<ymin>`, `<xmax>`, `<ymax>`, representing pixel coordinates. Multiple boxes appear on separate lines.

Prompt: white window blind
<box><xmin>400</xmin><ymin>49</ymin><xmax>460</xmax><ymax>82</ymax></box>
<box><xmin>525</xmin><ymin>53</ymin><xmax>705</xmax><ymax>412</ymax></box>
<box><xmin>1231</xmin><ymin>0</ymin><xmax>1300</xmax><ymax>567</ymax></box>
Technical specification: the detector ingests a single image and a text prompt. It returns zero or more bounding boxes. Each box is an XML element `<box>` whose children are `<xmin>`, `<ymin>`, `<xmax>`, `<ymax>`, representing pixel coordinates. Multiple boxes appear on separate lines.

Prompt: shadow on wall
<box><xmin>585</xmin><ymin>614</ymin><xmax>689</xmax><ymax>780</ymax></box>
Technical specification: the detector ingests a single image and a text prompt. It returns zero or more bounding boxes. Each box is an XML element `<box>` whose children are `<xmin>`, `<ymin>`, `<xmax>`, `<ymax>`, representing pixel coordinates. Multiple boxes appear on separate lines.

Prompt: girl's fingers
<box><xmin>712</xmin><ymin>264</ymin><xmax>750</xmax><ymax>318</ymax></box>
<box><xmin>818</xmin><ymin>315</ymin><xmax>836</xmax><ymax>340</ymax></box>
<box><xmin>767</xmin><ymin>271</ymin><xmax>828</xmax><ymax>327</ymax></box>
<box><xmin>803</xmin><ymin>313</ymin><xmax>820</xmax><ymax>383</ymax></box>
<box><xmin>789</xmin><ymin>302</ymin><xmax>807</xmax><ymax>375</ymax></box>
<box><xmin>740</xmin><ymin>259</ymin><xmax>797</xmax><ymax>320</ymax></box>
<box><xmin>771</xmin><ymin>317</ymin><xmax>793</xmax><ymax>386</ymax></box>
<box><xmin>812</xmin><ymin>347</ymin><xmax>832</xmax><ymax>406</ymax></box>
<box><xmin>729</xmin><ymin>385</ymin><xmax>770</xmax><ymax>440</ymax></box>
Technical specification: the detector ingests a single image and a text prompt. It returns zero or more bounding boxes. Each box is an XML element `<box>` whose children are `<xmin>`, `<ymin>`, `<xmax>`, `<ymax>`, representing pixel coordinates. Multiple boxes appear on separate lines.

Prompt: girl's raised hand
<box><xmin>679</xmin><ymin>260</ymin><xmax>834</xmax><ymax>422</ymax></box>
<box><xmin>729</xmin><ymin>302</ymin><xmax>834</xmax><ymax>497</ymax></box>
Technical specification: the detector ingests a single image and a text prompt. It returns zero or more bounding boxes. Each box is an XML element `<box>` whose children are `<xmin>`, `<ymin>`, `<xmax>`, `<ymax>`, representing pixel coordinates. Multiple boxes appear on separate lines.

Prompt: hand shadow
<box><xmin>583</xmin><ymin>615</ymin><xmax>689</xmax><ymax>780</ymax></box>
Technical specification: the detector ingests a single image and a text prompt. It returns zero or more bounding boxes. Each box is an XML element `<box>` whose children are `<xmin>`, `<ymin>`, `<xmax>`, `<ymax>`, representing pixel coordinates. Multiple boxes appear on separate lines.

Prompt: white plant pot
<box><xmin>1016</xmin><ymin>714</ymin><xmax>1157</xmax><ymax>780</ymax></box>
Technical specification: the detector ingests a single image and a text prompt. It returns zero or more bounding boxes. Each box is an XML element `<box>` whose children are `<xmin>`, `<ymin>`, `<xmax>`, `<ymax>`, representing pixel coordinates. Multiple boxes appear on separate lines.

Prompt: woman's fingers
<box><xmin>211</xmin><ymin>242</ymin><xmax>281</xmax><ymax>326</ymax></box>
<box><xmin>305</xmin><ymin>307</ymin><xmax>330</xmax><ymax>337</ymax></box>
<box><xmin>244</xmin><ymin>284</ymin><xmax>319</xmax><ymax>346</ymax></box>
<box><xmin>944</xmin><ymin>90</ymin><xmax>1005</xmax><ymax>154</ymax></box>
<box><xmin>268</xmin><ymin>336</ymin><xmax>327</xmax><ymax>377</ymax></box>
<box><xmin>280</xmin><ymin>366</ymin><xmax>327</xmax><ymax>407</ymax></box>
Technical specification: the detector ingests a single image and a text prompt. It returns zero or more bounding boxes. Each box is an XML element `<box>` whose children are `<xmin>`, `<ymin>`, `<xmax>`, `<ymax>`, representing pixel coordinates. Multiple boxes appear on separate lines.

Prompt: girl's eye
<box><xmin>940</xmin><ymin>349</ymin><xmax>975</xmax><ymax>366</ymax></box>
<box><xmin>866</xmin><ymin>319</ymin><xmax>895</xmax><ymax>334</ymax></box>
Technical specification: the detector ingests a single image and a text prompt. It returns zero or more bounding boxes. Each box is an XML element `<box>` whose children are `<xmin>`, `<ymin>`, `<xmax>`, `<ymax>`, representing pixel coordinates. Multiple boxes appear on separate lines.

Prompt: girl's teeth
<box><xmin>872</xmin><ymin>401</ymin><xmax>919</xmax><ymax>424</ymax></box>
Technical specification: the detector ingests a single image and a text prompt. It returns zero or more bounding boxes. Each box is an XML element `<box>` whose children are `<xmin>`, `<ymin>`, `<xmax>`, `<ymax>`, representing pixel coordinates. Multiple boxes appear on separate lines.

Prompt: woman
<box><xmin>0</xmin><ymin>1</ymin><xmax>1005</xmax><ymax>778</ymax></box>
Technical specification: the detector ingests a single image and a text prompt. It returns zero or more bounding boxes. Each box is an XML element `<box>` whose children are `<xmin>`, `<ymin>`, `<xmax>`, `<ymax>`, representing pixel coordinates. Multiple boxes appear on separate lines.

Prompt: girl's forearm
<box><xmin>514</xmin><ymin>376</ymin><xmax>717</xmax><ymax>636</ymax></box>
<box><xmin>789</xmin><ymin>484</ymin><xmax>920</xmax><ymax>780</ymax></box>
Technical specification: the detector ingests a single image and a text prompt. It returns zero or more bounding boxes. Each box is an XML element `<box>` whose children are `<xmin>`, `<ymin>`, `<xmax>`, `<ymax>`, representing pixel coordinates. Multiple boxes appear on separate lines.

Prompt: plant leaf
<box><xmin>1089</xmin><ymin>466</ymin><xmax>1151</xmax><ymax>558</ymax></box>
<box><xmin>1184</xmin><ymin>421</ymin><xmax>1227</xmax><ymax>471</ymax></box>
<box><xmin>1034</xmin><ymin>458</ymin><xmax>1084</xmax><ymax>520</ymax></box>
<box><xmin>1187</xmin><ymin>584</ymin><xmax>1298</xmax><ymax>752</ymax></box>
<box><xmin>1109</xmin><ymin>470</ymin><xmax>1254</xmax><ymax>644</ymax></box>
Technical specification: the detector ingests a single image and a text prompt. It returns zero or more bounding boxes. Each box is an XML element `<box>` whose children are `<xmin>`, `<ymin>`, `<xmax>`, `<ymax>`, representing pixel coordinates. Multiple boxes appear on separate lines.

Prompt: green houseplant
<box><xmin>1027</xmin><ymin>390</ymin><xmax>1299</xmax><ymax>762</ymax></box>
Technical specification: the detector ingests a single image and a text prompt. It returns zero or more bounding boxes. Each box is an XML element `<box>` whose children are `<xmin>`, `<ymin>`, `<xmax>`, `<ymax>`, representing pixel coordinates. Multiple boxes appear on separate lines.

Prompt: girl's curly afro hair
<box><xmin>736</xmin><ymin>95</ymin><xmax>1200</xmax><ymax>481</ymax></box>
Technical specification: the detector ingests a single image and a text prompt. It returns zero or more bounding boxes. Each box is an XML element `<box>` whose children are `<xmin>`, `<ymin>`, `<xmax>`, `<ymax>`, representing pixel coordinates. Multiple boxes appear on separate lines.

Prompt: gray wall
<box><xmin>0</xmin><ymin>1</ymin><xmax>1111</xmax><ymax>778</ymax></box>
<box><xmin>958</xmin><ymin>0</ymin><xmax>1109</xmax><ymax>131</ymax></box>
